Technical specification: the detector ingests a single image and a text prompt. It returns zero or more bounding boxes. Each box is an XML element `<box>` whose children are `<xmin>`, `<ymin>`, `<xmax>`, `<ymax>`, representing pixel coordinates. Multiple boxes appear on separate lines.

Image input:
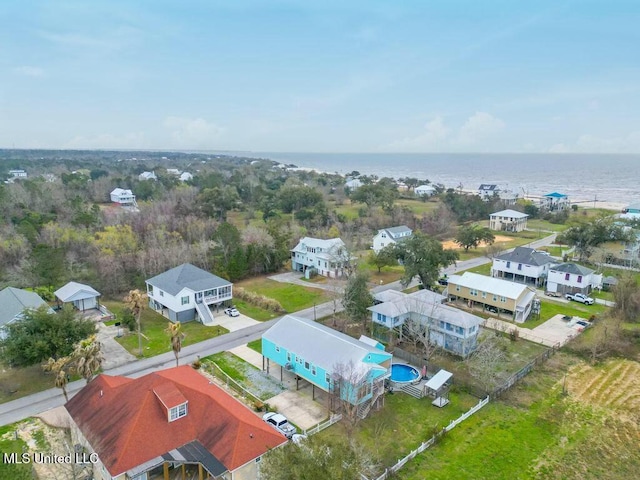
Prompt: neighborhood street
<box><xmin>0</xmin><ymin>233</ymin><xmax>558</xmax><ymax>427</ymax></box>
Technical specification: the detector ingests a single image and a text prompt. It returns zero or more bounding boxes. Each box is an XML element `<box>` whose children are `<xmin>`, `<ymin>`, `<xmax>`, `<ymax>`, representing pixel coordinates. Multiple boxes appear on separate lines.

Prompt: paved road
<box><xmin>0</xmin><ymin>233</ymin><xmax>559</xmax><ymax>426</ymax></box>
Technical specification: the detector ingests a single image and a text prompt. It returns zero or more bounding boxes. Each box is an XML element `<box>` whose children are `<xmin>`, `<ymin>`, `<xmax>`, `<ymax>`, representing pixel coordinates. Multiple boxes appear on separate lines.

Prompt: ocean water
<box><xmin>246</xmin><ymin>153</ymin><xmax>640</xmax><ymax>208</ymax></box>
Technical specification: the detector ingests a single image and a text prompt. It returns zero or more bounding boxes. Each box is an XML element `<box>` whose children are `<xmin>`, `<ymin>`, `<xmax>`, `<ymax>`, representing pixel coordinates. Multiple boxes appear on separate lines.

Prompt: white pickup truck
<box><xmin>565</xmin><ymin>293</ymin><xmax>595</xmax><ymax>305</ymax></box>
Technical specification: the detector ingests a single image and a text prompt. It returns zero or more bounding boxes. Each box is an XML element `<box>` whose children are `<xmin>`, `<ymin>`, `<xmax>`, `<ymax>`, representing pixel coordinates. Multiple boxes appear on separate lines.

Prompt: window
<box><xmin>381</xmin><ymin>242</ymin><xmax>384</xmax><ymax>247</ymax></box>
<box><xmin>577</xmin><ymin>275</ymin><xmax>582</xmax><ymax>283</ymax></box>
<box><xmin>381</xmin><ymin>233</ymin><xmax>386</xmax><ymax>238</ymax></box>
<box><xmin>275</xmin><ymin>345</ymin><xmax>280</xmax><ymax>353</ymax></box>
<box><xmin>439</xmin><ymin>321</ymin><xmax>445</xmax><ymax>329</ymax></box>
<box><xmin>181</xmin><ymin>296</ymin><xmax>189</xmax><ymax>305</ymax></box>
<box><xmin>482</xmin><ymin>292</ymin><xmax>487</xmax><ymax>299</ymax></box>
<box><xmin>159</xmin><ymin>290</ymin><xmax>164</xmax><ymax>297</ymax></box>
<box><xmin>287</xmin><ymin>352</ymin><xmax>291</xmax><ymax>362</ymax></box>
<box><xmin>565</xmin><ymin>273</ymin><xmax>570</xmax><ymax>281</ymax></box>
<box><xmin>500</xmin><ymin>296</ymin><xmax>507</xmax><ymax>303</ymax></box>
<box><xmin>470</xmin><ymin>289</ymin><xmax>478</xmax><ymax>296</ymax></box>
<box><xmin>377</xmin><ymin>313</ymin><xmax>384</xmax><ymax>322</ymax></box>
<box><xmin>506</xmin><ymin>261</ymin><xmax>511</xmax><ymax>268</ymax></box>
<box><xmin>493</xmin><ymin>295</ymin><xmax>497</xmax><ymax>301</ymax></box>
<box><xmin>455</xmin><ymin>285</ymin><xmax>460</xmax><ymax>292</ymax></box>
<box><xmin>325</xmin><ymin>373</ymin><xmax>331</xmax><ymax>384</ymax></box>
<box><xmin>148</xmin><ymin>286</ymin><xmax>154</xmax><ymax>296</ymax></box>
<box><xmin>169</xmin><ymin>402</ymin><xmax>188</xmax><ymax>422</ymax></box>
<box><xmin>518</xmin><ymin>264</ymin><xmax>522</xmax><ymax>271</ymax></box>
<box><xmin>304</xmin><ymin>361</ymin><xmax>310</xmax><ymax>370</ymax></box>
<box><xmin>324</xmin><ymin>262</ymin><xmax>327</xmax><ymax>268</ymax></box>
<box><xmin>311</xmin><ymin>365</ymin><xmax>316</xmax><ymax>375</ymax></box>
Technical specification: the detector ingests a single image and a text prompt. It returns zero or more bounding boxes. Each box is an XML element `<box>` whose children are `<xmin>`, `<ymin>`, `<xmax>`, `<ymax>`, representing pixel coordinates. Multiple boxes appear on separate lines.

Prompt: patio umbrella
<box><xmin>421</xmin><ymin>365</ymin><xmax>427</xmax><ymax>379</ymax></box>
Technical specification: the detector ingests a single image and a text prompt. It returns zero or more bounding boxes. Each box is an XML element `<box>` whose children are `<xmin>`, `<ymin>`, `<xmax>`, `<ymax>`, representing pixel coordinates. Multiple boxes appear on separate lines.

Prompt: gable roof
<box><xmin>263</xmin><ymin>315</ymin><xmax>389</xmax><ymax>374</ymax></box>
<box><xmin>65</xmin><ymin>366</ymin><xmax>286</xmax><ymax>478</ymax></box>
<box><xmin>495</xmin><ymin>247</ymin><xmax>557</xmax><ymax>266</ymax></box>
<box><xmin>0</xmin><ymin>287</ymin><xmax>50</xmax><ymax>327</ymax></box>
<box><xmin>291</xmin><ymin>237</ymin><xmax>345</xmax><ymax>253</ymax></box>
<box><xmin>111</xmin><ymin>187</ymin><xmax>134</xmax><ymax>196</ymax></box>
<box><xmin>146</xmin><ymin>264</ymin><xmax>231</xmax><ymax>296</ymax></box>
<box><xmin>378</xmin><ymin>226</ymin><xmax>412</xmax><ymax>240</ymax></box>
<box><xmin>54</xmin><ymin>282</ymin><xmax>100</xmax><ymax>302</ymax></box>
<box><xmin>549</xmin><ymin>263</ymin><xmax>594</xmax><ymax>276</ymax></box>
<box><xmin>448</xmin><ymin>272</ymin><xmax>532</xmax><ymax>300</ymax></box>
<box><xmin>544</xmin><ymin>192</ymin><xmax>568</xmax><ymax>198</ymax></box>
<box><xmin>490</xmin><ymin>209</ymin><xmax>529</xmax><ymax>219</ymax></box>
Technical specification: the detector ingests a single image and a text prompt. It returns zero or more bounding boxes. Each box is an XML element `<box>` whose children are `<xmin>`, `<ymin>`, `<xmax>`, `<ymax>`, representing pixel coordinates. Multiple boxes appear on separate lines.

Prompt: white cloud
<box><xmin>457</xmin><ymin>112</ymin><xmax>505</xmax><ymax>145</ymax></box>
<box><xmin>381</xmin><ymin>111</ymin><xmax>505</xmax><ymax>152</ymax></box>
<box><xmin>163</xmin><ymin>116</ymin><xmax>225</xmax><ymax>148</ymax></box>
<box><xmin>65</xmin><ymin>132</ymin><xmax>147</xmax><ymax>149</ymax></box>
<box><xmin>13</xmin><ymin>66</ymin><xmax>44</xmax><ymax>77</ymax></box>
<box><xmin>548</xmin><ymin>131</ymin><xmax>640</xmax><ymax>153</ymax></box>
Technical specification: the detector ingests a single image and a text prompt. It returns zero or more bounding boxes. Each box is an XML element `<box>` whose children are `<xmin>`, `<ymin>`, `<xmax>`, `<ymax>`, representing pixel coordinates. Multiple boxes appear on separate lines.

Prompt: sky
<box><xmin>1</xmin><ymin>0</ymin><xmax>639</xmax><ymax>153</ymax></box>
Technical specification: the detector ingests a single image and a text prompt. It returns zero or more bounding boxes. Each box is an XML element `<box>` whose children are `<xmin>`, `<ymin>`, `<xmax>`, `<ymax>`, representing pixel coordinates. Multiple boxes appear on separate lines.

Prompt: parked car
<box><xmin>263</xmin><ymin>412</ymin><xmax>297</xmax><ymax>438</ymax></box>
<box><xmin>565</xmin><ymin>293</ymin><xmax>595</xmax><ymax>305</ymax></box>
<box><xmin>544</xmin><ymin>291</ymin><xmax>561</xmax><ymax>298</ymax></box>
<box><xmin>437</xmin><ymin>277</ymin><xmax>449</xmax><ymax>286</ymax></box>
<box><xmin>486</xmin><ymin>305</ymin><xmax>499</xmax><ymax>314</ymax></box>
<box><xmin>223</xmin><ymin>307</ymin><xmax>240</xmax><ymax>317</ymax></box>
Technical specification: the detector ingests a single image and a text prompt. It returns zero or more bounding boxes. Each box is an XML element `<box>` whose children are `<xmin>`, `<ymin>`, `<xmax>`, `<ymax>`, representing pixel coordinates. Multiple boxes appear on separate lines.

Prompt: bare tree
<box><xmin>329</xmin><ymin>359</ymin><xmax>369</xmax><ymax>437</ymax></box>
<box><xmin>466</xmin><ymin>334</ymin><xmax>507</xmax><ymax>393</ymax></box>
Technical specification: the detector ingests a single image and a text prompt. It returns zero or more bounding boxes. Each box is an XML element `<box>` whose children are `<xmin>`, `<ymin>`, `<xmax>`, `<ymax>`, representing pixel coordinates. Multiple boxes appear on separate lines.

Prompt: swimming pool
<box><xmin>390</xmin><ymin>364</ymin><xmax>420</xmax><ymax>384</ymax></box>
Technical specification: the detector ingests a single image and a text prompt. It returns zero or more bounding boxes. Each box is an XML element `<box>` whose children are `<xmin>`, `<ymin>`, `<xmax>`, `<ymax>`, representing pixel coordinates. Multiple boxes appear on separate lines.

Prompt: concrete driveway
<box><xmin>209</xmin><ymin>312</ymin><xmax>261</xmax><ymax>332</ymax></box>
<box><xmin>96</xmin><ymin>323</ymin><xmax>137</xmax><ymax>370</ymax></box>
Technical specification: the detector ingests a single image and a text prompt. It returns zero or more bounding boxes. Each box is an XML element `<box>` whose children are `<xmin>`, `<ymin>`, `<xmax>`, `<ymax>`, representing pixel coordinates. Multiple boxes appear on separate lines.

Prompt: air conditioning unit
<box><xmin>284</xmin><ymin>363</ymin><xmax>293</xmax><ymax>371</ymax></box>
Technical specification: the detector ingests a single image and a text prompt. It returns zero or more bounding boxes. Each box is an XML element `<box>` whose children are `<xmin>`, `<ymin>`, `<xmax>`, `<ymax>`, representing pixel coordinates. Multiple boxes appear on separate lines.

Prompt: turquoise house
<box><xmin>262</xmin><ymin>315</ymin><xmax>391</xmax><ymax>416</ymax></box>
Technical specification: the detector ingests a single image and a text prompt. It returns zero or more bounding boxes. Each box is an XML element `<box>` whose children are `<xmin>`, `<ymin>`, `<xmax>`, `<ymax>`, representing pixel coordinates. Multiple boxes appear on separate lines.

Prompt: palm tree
<box><xmin>124</xmin><ymin>289</ymin><xmax>148</xmax><ymax>357</ymax></box>
<box><xmin>42</xmin><ymin>357</ymin><xmax>71</xmax><ymax>402</ymax></box>
<box><xmin>72</xmin><ymin>335</ymin><xmax>103</xmax><ymax>384</ymax></box>
<box><xmin>165</xmin><ymin>322</ymin><xmax>186</xmax><ymax>367</ymax></box>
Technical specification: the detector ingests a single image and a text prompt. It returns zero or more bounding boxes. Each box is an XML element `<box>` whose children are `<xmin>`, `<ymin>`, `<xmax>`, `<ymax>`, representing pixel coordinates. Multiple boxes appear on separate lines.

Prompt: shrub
<box><xmin>234</xmin><ymin>287</ymin><xmax>285</xmax><ymax>313</ymax></box>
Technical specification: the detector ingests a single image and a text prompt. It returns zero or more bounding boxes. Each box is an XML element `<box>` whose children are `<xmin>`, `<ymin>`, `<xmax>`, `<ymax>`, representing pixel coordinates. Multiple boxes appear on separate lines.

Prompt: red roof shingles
<box><xmin>65</xmin><ymin>366</ymin><xmax>287</xmax><ymax>477</ymax></box>
<box><xmin>153</xmin><ymin>381</ymin><xmax>188</xmax><ymax>409</ymax></box>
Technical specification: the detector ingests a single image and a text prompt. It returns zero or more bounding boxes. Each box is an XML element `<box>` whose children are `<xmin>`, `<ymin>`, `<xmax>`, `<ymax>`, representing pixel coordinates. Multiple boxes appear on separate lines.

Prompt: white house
<box><xmin>54</xmin><ymin>282</ymin><xmax>101</xmax><ymax>311</ymax></box>
<box><xmin>492</xmin><ymin>247</ymin><xmax>557</xmax><ymax>287</ymax></box>
<box><xmin>541</xmin><ymin>192</ymin><xmax>570</xmax><ymax>211</ymax></box>
<box><xmin>415</xmin><ymin>184</ymin><xmax>436</xmax><ymax>197</ymax></box>
<box><xmin>166</xmin><ymin>168</ymin><xmax>181</xmax><ymax>176</ymax></box>
<box><xmin>368</xmin><ymin>289</ymin><xmax>481</xmax><ymax>358</ymax></box>
<box><xmin>0</xmin><ymin>287</ymin><xmax>53</xmax><ymax>338</ymax></box>
<box><xmin>478</xmin><ymin>184</ymin><xmax>501</xmax><ymax>200</ymax></box>
<box><xmin>291</xmin><ymin>237</ymin><xmax>351</xmax><ymax>278</ymax></box>
<box><xmin>547</xmin><ymin>263</ymin><xmax>602</xmax><ymax>295</ymax></box>
<box><xmin>110</xmin><ymin>188</ymin><xmax>137</xmax><ymax>206</ymax></box>
<box><xmin>372</xmin><ymin>226</ymin><xmax>412</xmax><ymax>253</ymax></box>
<box><xmin>489</xmin><ymin>209</ymin><xmax>529</xmax><ymax>232</ymax></box>
<box><xmin>9</xmin><ymin>169</ymin><xmax>27</xmax><ymax>178</ymax></box>
<box><xmin>179</xmin><ymin>172</ymin><xmax>193</xmax><ymax>182</ymax></box>
<box><xmin>138</xmin><ymin>171</ymin><xmax>157</xmax><ymax>181</ymax></box>
<box><xmin>146</xmin><ymin>263</ymin><xmax>233</xmax><ymax>324</ymax></box>
<box><xmin>345</xmin><ymin>178</ymin><xmax>363</xmax><ymax>190</ymax></box>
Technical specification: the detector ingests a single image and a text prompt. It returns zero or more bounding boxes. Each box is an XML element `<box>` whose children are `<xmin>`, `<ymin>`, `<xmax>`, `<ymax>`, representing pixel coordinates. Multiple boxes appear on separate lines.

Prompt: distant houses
<box><xmin>291</xmin><ymin>237</ymin><xmax>351</xmax><ymax>278</ymax></box>
<box><xmin>489</xmin><ymin>209</ymin><xmax>529</xmax><ymax>232</ymax></box>
<box><xmin>415</xmin><ymin>184</ymin><xmax>436</xmax><ymax>197</ymax></box>
<box><xmin>541</xmin><ymin>192</ymin><xmax>570</xmax><ymax>211</ymax></box>
<box><xmin>345</xmin><ymin>178</ymin><xmax>363</xmax><ymax>190</ymax></box>
<box><xmin>138</xmin><ymin>171</ymin><xmax>157</xmax><ymax>181</ymax></box>
<box><xmin>110</xmin><ymin>188</ymin><xmax>137</xmax><ymax>207</ymax></box>
<box><xmin>478</xmin><ymin>184</ymin><xmax>500</xmax><ymax>200</ymax></box>
<box><xmin>372</xmin><ymin>226</ymin><xmax>412</xmax><ymax>254</ymax></box>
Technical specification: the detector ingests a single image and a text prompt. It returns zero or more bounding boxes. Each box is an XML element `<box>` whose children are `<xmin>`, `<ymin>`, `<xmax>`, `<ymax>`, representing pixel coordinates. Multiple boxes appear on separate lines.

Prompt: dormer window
<box><xmin>169</xmin><ymin>402</ymin><xmax>188</xmax><ymax>422</ymax></box>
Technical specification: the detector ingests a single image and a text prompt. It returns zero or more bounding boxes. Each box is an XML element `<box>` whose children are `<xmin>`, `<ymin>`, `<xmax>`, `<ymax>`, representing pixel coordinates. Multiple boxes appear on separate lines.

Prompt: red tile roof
<box><xmin>65</xmin><ymin>366</ymin><xmax>287</xmax><ymax>477</ymax></box>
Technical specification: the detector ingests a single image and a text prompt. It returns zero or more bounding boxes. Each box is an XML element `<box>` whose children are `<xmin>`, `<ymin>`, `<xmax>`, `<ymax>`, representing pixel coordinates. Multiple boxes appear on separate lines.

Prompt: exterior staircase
<box><xmin>357</xmin><ymin>380</ymin><xmax>386</xmax><ymax>419</ymax></box>
<box><xmin>399</xmin><ymin>381</ymin><xmax>425</xmax><ymax>399</ymax></box>
<box><xmin>195</xmin><ymin>302</ymin><xmax>216</xmax><ymax>326</ymax></box>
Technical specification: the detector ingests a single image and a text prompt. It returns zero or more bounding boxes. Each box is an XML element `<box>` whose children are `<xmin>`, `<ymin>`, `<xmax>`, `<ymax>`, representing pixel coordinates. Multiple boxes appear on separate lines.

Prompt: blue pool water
<box><xmin>390</xmin><ymin>364</ymin><xmax>420</xmax><ymax>383</ymax></box>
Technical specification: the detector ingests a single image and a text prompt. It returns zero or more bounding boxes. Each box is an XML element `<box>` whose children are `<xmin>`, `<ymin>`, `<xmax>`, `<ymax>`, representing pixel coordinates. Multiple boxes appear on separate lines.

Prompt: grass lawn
<box><xmin>233</xmin><ymin>299</ymin><xmax>279</xmax><ymax>321</ymax></box>
<box><xmin>0</xmin><ymin>423</ymin><xmax>32</xmax><ymax>479</ymax></box>
<box><xmin>460</xmin><ymin>262</ymin><xmax>492</xmax><ymax>276</ymax></box>
<box><xmin>537</xmin><ymin>298</ymin><xmax>607</xmax><ymax>321</ymax></box>
<box><xmin>319</xmin><ymin>389</ymin><xmax>480</xmax><ymax>468</ymax></box>
<box><xmin>103</xmin><ymin>300</ymin><xmax>230</xmax><ymax>357</ymax></box>
<box><xmin>247</xmin><ymin>339</ymin><xmax>262</xmax><ymax>353</ymax></box>
<box><xmin>0</xmin><ymin>364</ymin><xmax>59</xmax><ymax>405</ymax></box>
<box><xmin>525</xmin><ymin>219</ymin><xmax>571</xmax><ymax>233</ymax></box>
<box><xmin>395</xmin><ymin>198</ymin><xmax>440</xmax><ymax>215</ymax></box>
<box><xmin>234</xmin><ymin>277</ymin><xmax>330</xmax><ymax>313</ymax></box>
<box><xmin>358</xmin><ymin>255</ymin><xmax>405</xmax><ymax>285</ymax></box>
<box><xmin>537</xmin><ymin>245</ymin><xmax>566</xmax><ymax>257</ymax></box>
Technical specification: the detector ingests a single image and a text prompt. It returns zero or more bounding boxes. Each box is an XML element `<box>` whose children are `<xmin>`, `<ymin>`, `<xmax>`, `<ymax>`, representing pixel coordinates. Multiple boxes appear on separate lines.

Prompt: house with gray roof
<box><xmin>547</xmin><ymin>263</ymin><xmax>602</xmax><ymax>295</ymax></box>
<box><xmin>262</xmin><ymin>315</ymin><xmax>391</xmax><ymax>416</ymax></box>
<box><xmin>492</xmin><ymin>246</ymin><xmax>557</xmax><ymax>287</ymax></box>
<box><xmin>291</xmin><ymin>237</ymin><xmax>351</xmax><ymax>278</ymax></box>
<box><xmin>372</xmin><ymin>226</ymin><xmax>413</xmax><ymax>254</ymax></box>
<box><xmin>0</xmin><ymin>287</ymin><xmax>53</xmax><ymax>337</ymax></box>
<box><xmin>55</xmin><ymin>282</ymin><xmax>101</xmax><ymax>312</ymax></box>
<box><xmin>478</xmin><ymin>184</ymin><xmax>501</xmax><ymax>200</ymax></box>
<box><xmin>368</xmin><ymin>289</ymin><xmax>480</xmax><ymax>358</ymax></box>
<box><xmin>146</xmin><ymin>264</ymin><xmax>232</xmax><ymax>324</ymax></box>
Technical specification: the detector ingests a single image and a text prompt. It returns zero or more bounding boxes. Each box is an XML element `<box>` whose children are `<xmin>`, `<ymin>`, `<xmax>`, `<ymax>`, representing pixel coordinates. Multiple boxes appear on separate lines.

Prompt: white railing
<box><xmin>302</xmin><ymin>414</ymin><xmax>342</xmax><ymax>436</ymax></box>
<box><xmin>203</xmin><ymin>294</ymin><xmax>232</xmax><ymax>304</ymax></box>
<box><xmin>365</xmin><ymin>396</ymin><xmax>490</xmax><ymax>480</ymax></box>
